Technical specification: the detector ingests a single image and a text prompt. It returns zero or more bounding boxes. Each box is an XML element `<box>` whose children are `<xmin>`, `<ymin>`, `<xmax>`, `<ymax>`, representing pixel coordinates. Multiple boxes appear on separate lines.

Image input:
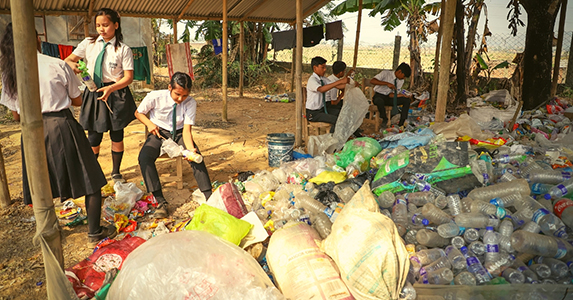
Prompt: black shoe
<box><xmin>88</xmin><ymin>225</ymin><xmax>117</xmax><ymax>248</ymax></box>
<box><xmin>111</xmin><ymin>173</ymin><xmax>125</xmax><ymax>183</ymax></box>
<box><xmin>154</xmin><ymin>202</ymin><xmax>169</xmax><ymax>219</ymax></box>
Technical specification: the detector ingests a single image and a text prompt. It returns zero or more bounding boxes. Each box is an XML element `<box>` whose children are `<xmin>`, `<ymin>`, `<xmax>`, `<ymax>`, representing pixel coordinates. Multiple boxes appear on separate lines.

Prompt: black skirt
<box><xmin>22</xmin><ymin>109</ymin><xmax>107</xmax><ymax>205</ymax></box>
<box><xmin>79</xmin><ymin>83</ymin><xmax>137</xmax><ymax>133</ymax></box>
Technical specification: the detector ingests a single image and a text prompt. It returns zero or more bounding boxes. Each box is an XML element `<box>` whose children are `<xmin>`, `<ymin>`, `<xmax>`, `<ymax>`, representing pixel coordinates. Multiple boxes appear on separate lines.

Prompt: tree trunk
<box><xmin>520</xmin><ymin>0</ymin><xmax>560</xmax><ymax>110</ymax></box>
<box><xmin>464</xmin><ymin>0</ymin><xmax>484</xmax><ymax>93</ymax></box>
<box><xmin>455</xmin><ymin>0</ymin><xmax>466</xmax><ymax>104</ymax></box>
<box><xmin>409</xmin><ymin>26</ymin><xmax>423</xmax><ymax>89</ymax></box>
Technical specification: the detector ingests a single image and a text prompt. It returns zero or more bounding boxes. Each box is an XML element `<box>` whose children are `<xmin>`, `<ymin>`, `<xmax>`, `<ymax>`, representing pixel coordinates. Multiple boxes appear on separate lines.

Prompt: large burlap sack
<box><xmin>322</xmin><ymin>181</ymin><xmax>409</xmax><ymax>300</ymax></box>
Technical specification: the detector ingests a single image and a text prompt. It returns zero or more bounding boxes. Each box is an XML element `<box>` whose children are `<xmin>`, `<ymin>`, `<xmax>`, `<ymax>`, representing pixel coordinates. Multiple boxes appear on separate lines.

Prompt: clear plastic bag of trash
<box><xmin>160</xmin><ymin>138</ymin><xmax>183</xmax><ymax>158</ymax></box>
<box><xmin>108</xmin><ymin>230</ymin><xmax>285</xmax><ymax>300</ymax></box>
<box><xmin>103</xmin><ymin>182</ymin><xmax>144</xmax><ymax>220</ymax></box>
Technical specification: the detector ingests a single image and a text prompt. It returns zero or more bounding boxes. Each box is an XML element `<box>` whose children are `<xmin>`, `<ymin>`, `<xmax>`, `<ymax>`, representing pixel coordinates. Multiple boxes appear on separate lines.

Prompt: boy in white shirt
<box><xmin>306</xmin><ymin>56</ymin><xmax>349</xmax><ymax>133</ymax></box>
<box><xmin>370</xmin><ymin>62</ymin><xmax>412</xmax><ymax>128</ymax></box>
<box><xmin>326</xmin><ymin>61</ymin><xmax>348</xmax><ymax>112</ymax></box>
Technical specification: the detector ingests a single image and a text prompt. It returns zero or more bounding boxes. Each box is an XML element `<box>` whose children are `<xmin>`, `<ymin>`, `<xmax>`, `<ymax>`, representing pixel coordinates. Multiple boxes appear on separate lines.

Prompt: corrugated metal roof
<box><xmin>0</xmin><ymin>0</ymin><xmax>331</xmax><ymax>23</ymax></box>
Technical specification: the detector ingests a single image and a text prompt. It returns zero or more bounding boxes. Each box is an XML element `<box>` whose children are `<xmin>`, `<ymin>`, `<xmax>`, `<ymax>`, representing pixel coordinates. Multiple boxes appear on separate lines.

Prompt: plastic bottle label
<box><xmin>324</xmin><ymin>207</ymin><xmax>334</xmax><ymax>218</ymax></box>
<box><xmin>567</xmin><ymin>261</ymin><xmax>573</xmax><ymax>268</ymax></box>
<box><xmin>532</xmin><ymin>208</ymin><xmax>550</xmax><ymax>224</ymax></box>
<box><xmin>395</xmin><ymin>198</ymin><xmax>408</xmax><ymax>206</ymax></box>
<box><xmin>410</xmin><ymin>256</ymin><xmax>421</xmax><ymax>264</ymax></box>
<box><xmin>555</xmin><ymin>240</ymin><xmax>568</xmax><ymax>259</ymax></box>
<box><xmin>490</xmin><ymin>198</ymin><xmax>502</xmax><ymax>207</ymax></box>
<box><xmin>466</xmin><ymin>257</ymin><xmax>479</xmax><ymax>266</ymax></box>
<box><xmin>421</xmin><ymin>275</ymin><xmax>429</xmax><ymax>284</ymax></box>
<box><xmin>531</xmin><ymin>183</ymin><xmax>543</xmax><ymax>194</ymax></box>
<box><xmin>554</xmin><ymin>227</ymin><xmax>568</xmax><ymax>239</ymax></box>
<box><xmin>419</xmin><ymin>267</ymin><xmax>427</xmax><ymax>276</ymax></box>
<box><xmin>485</xmin><ymin>244</ymin><xmax>499</xmax><ymax>253</ymax></box>
<box><xmin>553</xmin><ymin>199</ymin><xmax>573</xmax><ymax>218</ymax></box>
<box><xmin>517</xmin><ymin>266</ymin><xmax>528</xmax><ymax>272</ymax></box>
<box><xmin>557</xmin><ymin>184</ymin><xmax>569</xmax><ymax>195</ymax></box>
<box><xmin>411</xmin><ymin>213</ymin><xmax>420</xmax><ymax>224</ymax></box>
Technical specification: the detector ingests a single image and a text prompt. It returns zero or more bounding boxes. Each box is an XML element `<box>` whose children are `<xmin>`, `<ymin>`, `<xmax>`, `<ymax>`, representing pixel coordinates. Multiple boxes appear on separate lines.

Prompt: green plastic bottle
<box><xmin>77</xmin><ymin>60</ymin><xmax>98</xmax><ymax>92</ymax></box>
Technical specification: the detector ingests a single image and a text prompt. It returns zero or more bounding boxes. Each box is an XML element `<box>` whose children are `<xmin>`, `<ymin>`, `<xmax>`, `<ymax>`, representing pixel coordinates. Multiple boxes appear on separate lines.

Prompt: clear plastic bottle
<box><xmin>407</xmin><ymin>203</ymin><xmax>418</xmax><ymax>213</ymax></box>
<box><xmin>451</xmin><ymin>236</ymin><xmax>466</xmax><ymax>249</ymax></box>
<box><xmin>421</xmin><ymin>203</ymin><xmax>452</xmax><ymax>225</ymax></box>
<box><xmin>437</xmin><ymin>223</ymin><xmax>465</xmax><ymax>238</ymax></box>
<box><xmin>546</xmin><ymin>178</ymin><xmax>573</xmax><ymax>199</ymax></box>
<box><xmin>498</xmin><ymin>235</ymin><xmax>515</xmax><ymax>253</ymax></box>
<box><xmin>409</xmin><ymin>213</ymin><xmax>429</xmax><ymax>227</ymax></box>
<box><xmin>499</xmin><ymin>219</ymin><xmax>514</xmax><ymax>237</ymax></box>
<box><xmin>460</xmin><ymin>246</ymin><xmax>492</xmax><ymax>285</ymax></box>
<box><xmin>460</xmin><ymin>197</ymin><xmax>473</xmax><ymax>213</ymax></box>
<box><xmin>527</xmin><ymin>170</ymin><xmax>571</xmax><ymax>184</ymax></box>
<box><xmin>311</xmin><ymin>212</ymin><xmax>332</xmax><ymax>239</ymax></box>
<box><xmin>455</xmin><ymin>213</ymin><xmax>499</xmax><ymax>228</ymax></box>
<box><xmin>529</xmin><ymin>263</ymin><xmax>552</xmax><ymax>279</ymax></box>
<box><xmin>498</xmin><ymin>173</ymin><xmax>518</xmax><ymax>182</ymax></box>
<box><xmin>182</xmin><ymin>149</ymin><xmax>203</xmax><ymax>163</ymax></box>
<box><xmin>446</xmin><ymin>245</ymin><xmax>466</xmax><ymax>270</ymax></box>
<box><xmin>296</xmin><ymin>194</ymin><xmax>327</xmax><ymax>214</ymax></box>
<box><xmin>531</xmin><ymin>183</ymin><xmax>554</xmax><ymax>195</ymax></box>
<box><xmin>535</xmin><ymin>257</ymin><xmax>569</xmax><ymax>278</ymax></box>
<box><xmin>419</xmin><ymin>256</ymin><xmax>451</xmax><ymax>277</ymax></box>
<box><xmin>469</xmin><ymin>241</ymin><xmax>486</xmax><ymax>256</ymax></box>
<box><xmin>433</xmin><ymin>195</ymin><xmax>448</xmax><ymax>209</ymax></box>
<box><xmin>510</xmin><ymin>230</ymin><xmax>573</xmax><ymax>260</ymax></box>
<box><xmin>467</xmin><ymin>179</ymin><xmax>530</xmax><ymax>202</ymax></box>
<box><xmin>392</xmin><ymin>198</ymin><xmax>409</xmax><ymax>236</ymax></box>
<box><xmin>454</xmin><ymin>271</ymin><xmax>477</xmax><ymax>285</ymax></box>
<box><xmin>484</xmin><ymin>226</ymin><xmax>500</xmax><ymax>264</ymax></box>
<box><xmin>377</xmin><ymin>191</ymin><xmax>395</xmax><ymax>209</ymax></box>
<box><xmin>380</xmin><ymin>209</ymin><xmax>392</xmax><ymax>219</ymax></box>
<box><xmin>399</xmin><ymin>281</ymin><xmax>416</xmax><ymax>300</ymax></box>
<box><xmin>512</xmin><ymin>259</ymin><xmax>540</xmax><ymax>284</ymax></box>
<box><xmin>492</xmin><ymin>154</ymin><xmax>527</xmax><ymax>164</ymax></box>
<box><xmin>447</xmin><ymin>194</ymin><xmax>463</xmax><ymax>216</ymax></box>
<box><xmin>404</xmin><ymin>191</ymin><xmax>434</xmax><ymax>207</ymax></box>
<box><xmin>417</xmin><ymin>248</ymin><xmax>446</xmax><ymax>265</ymax></box>
<box><xmin>520</xmin><ymin>157</ymin><xmax>543</xmax><ymax>176</ymax></box>
<box><xmin>415</xmin><ymin>180</ymin><xmax>446</xmax><ymax>197</ymax></box>
<box><xmin>522</xmin><ymin>221</ymin><xmax>541</xmax><ymax>233</ymax></box>
<box><xmin>470</xmin><ymin>201</ymin><xmax>506</xmax><ymax>219</ymax></box>
<box><xmin>409</xmin><ymin>255</ymin><xmax>422</xmax><ymax>276</ymax></box>
<box><xmin>464</xmin><ymin>228</ymin><xmax>480</xmax><ymax>243</ymax></box>
<box><xmin>471</xmin><ymin>159</ymin><xmax>493</xmax><ymax>185</ymax></box>
<box><xmin>419</xmin><ymin>267</ymin><xmax>454</xmax><ymax>285</ymax></box>
<box><xmin>521</xmin><ymin>196</ymin><xmax>569</xmax><ymax>239</ymax></box>
<box><xmin>416</xmin><ymin>229</ymin><xmax>450</xmax><ymax>247</ymax></box>
<box><xmin>502</xmin><ymin>267</ymin><xmax>525</xmax><ymax>284</ymax></box>
<box><xmin>404</xmin><ymin>229</ymin><xmax>419</xmax><ymax>245</ymax></box>
<box><xmin>489</xmin><ymin>194</ymin><xmax>521</xmax><ymax>208</ymax></box>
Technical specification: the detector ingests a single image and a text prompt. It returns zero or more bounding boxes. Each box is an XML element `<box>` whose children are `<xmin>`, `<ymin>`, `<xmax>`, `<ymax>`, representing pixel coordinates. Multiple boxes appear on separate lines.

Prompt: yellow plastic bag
<box><xmin>185</xmin><ymin>204</ymin><xmax>253</xmax><ymax>245</ymax></box>
<box><xmin>308</xmin><ymin>171</ymin><xmax>347</xmax><ymax>185</ymax></box>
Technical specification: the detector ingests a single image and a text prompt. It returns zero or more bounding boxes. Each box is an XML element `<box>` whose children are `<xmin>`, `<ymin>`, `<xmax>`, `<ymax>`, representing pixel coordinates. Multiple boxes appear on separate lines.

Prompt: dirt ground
<box><xmin>0</xmin><ymin>70</ymin><xmax>379</xmax><ymax>299</ymax></box>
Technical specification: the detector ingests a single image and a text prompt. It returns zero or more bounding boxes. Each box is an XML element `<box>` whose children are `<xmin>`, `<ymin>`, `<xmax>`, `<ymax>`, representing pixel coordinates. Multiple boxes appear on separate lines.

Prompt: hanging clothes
<box><xmin>303</xmin><ymin>24</ymin><xmax>324</xmax><ymax>48</ymax></box>
<box><xmin>131</xmin><ymin>46</ymin><xmax>151</xmax><ymax>84</ymax></box>
<box><xmin>325</xmin><ymin>21</ymin><xmax>343</xmax><ymax>40</ymax></box>
<box><xmin>212</xmin><ymin>39</ymin><xmax>223</xmax><ymax>55</ymax></box>
<box><xmin>41</xmin><ymin>41</ymin><xmax>60</xmax><ymax>58</ymax></box>
<box><xmin>58</xmin><ymin>44</ymin><xmax>74</xmax><ymax>60</ymax></box>
<box><xmin>166</xmin><ymin>42</ymin><xmax>195</xmax><ymax>80</ymax></box>
<box><xmin>271</xmin><ymin>29</ymin><xmax>296</xmax><ymax>51</ymax></box>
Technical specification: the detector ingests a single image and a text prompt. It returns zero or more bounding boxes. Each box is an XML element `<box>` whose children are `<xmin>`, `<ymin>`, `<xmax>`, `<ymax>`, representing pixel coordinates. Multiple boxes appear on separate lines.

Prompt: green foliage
<box><xmin>194</xmin><ymin>45</ymin><xmax>271</xmax><ymax>89</ymax></box>
<box><xmin>560</xmin><ymin>86</ymin><xmax>573</xmax><ymax>98</ymax></box>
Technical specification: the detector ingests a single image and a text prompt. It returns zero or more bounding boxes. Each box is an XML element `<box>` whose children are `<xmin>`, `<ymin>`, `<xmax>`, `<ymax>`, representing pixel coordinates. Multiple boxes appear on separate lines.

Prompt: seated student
<box><xmin>370</xmin><ymin>62</ymin><xmax>412</xmax><ymax>128</ymax></box>
<box><xmin>135</xmin><ymin>72</ymin><xmax>212</xmax><ymax>219</ymax></box>
<box><xmin>306</xmin><ymin>56</ymin><xmax>349</xmax><ymax>133</ymax></box>
<box><xmin>326</xmin><ymin>61</ymin><xmax>348</xmax><ymax>111</ymax></box>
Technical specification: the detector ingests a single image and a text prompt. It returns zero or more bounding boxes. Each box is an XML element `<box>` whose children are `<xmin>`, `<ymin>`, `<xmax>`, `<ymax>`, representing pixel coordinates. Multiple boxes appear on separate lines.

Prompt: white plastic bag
<box><xmin>108</xmin><ymin>231</ymin><xmax>284</xmax><ymax>300</ymax></box>
<box><xmin>160</xmin><ymin>138</ymin><xmax>183</xmax><ymax>158</ymax></box>
<box><xmin>332</xmin><ymin>85</ymin><xmax>370</xmax><ymax>150</ymax></box>
<box><xmin>102</xmin><ymin>182</ymin><xmax>143</xmax><ymax>219</ymax></box>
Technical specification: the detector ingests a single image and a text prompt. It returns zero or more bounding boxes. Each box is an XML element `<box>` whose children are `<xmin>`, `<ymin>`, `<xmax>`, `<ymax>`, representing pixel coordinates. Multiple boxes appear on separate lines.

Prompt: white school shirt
<box><xmin>326</xmin><ymin>74</ymin><xmax>341</xmax><ymax>102</ymax></box>
<box><xmin>0</xmin><ymin>52</ymin><xmax>82</xmax><ymax>114</ymax></box>
<box><xmin>72</xmin><ymin>36</ymin><xmax>134</xmax><ymax>83</ymax></box>
<box><xmin>137</xmin><ymin>90</ymin><xmax>197</xmax><ymax>131</ymax></box>
<box><xmin>306</xmin><ymin>72</ymin><xmax>332</xmax><ymax>110</ymax></box>
<box><xmin>373</xmin><ymin>70</ymin><xmax>404</xmax><ymax>95</ymax></box>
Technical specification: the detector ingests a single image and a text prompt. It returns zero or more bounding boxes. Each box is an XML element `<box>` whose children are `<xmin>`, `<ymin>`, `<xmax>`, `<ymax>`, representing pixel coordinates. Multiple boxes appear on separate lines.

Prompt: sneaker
<box><xmin>111</xmin><ymin>173</ymin><xmax>125</xmax><ymax>183</ymax></box>
<box><xmin>153</xmin><ymin>202</ymin><xmax>169</xmax><ymax>219</ymax></box>
<box><xmin>87</xmin><ymin>225</ymin><xmax>117</xmax><ymax>248</ymax></box>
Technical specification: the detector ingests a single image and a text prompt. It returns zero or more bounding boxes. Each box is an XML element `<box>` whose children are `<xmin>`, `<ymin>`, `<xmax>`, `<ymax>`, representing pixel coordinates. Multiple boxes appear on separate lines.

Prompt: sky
<box><xmin>168</xmin><ymin>0</ymin><xmax>573</xmax><ymax>46</ymax></box>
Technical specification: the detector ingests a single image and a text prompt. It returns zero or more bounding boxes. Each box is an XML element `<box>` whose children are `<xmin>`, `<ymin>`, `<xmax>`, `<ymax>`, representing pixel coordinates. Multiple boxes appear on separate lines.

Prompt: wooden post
<box><xmin>222</xmin><ymin>0</ymin><xmax>228</xmax><ymax>122</ymax></box>
<box><xmin>435</xmin><ymin>0</ymin><xmax>457</xmax><ymax>122</ymax></box>
<box><xmin>352</xmin><ymin>0</ymin><xmax>363</xmax><ymax>69</ymax></box>
<box><xmin>291</xmin><ymin>48</ymin><xmax>296</xmax><ymax>92</ymax></box>
<box><xmin>239</xmin><ymin>21</ymin><xmax>245</xmax><ymax>97</ymax></box>
<box><xmin>0</xmin><ymin>145</ymin><xmax>10</xmax><ymax>208</ymax></box>
<box><xmin>392</xmin><ymin>35</ymin><xmax>401</xmax><ymax>70</ymax></box>
<box><xmin>551</xmin><ymin>0</ymin><xmax>567</xmax><ymax>97</ymax></box>
<box><xmin>11</xmin><ymin>0</ymin><xmax>65</xmax><ymax>297</ymax></box>
<box><xmin>295</xmin><ymin>0</ymin><xmax>303</xmax><ymax>147</ymax></box>
<box><xmin>337</xmin><ymin>37</ymin><xmax>343</xmax><ymax>61</ymax></box>
<box><xmin>431</xmin><ymin>0</ymin><xmax>445</xmax><ymax>107</ymax></box>
<box><xmin>567</xmin><ymin>29</ymin><xmax>573</xmax><ymax>87</ymax></box>
<box><xmin>84</xmin><ymin>0</ymin><xmax>94</xmax><ymax>38</ymax></box>
<box><xmin>173</xmin><ymin>19</ymin><xmax>178</xmax><ymax>43</ymax></box>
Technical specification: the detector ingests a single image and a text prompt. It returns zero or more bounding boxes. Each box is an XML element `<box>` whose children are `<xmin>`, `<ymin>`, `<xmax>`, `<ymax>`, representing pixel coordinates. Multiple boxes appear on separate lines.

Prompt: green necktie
<box><xmin>171</xmin><ymin>103</ymin><xmax>178</xmax><ymax>139</ymax></box>
<box><xmin>392</xmin><ymin>77</ymin><xmax>399</xmax><ymax>115</ymax></box>
<box><xmin>319</xmin><ymin>78</ymin><xmax>328</xmax><ymax>114</ymax></box>
<box><xmin>93</xmin><ymin>41</ymin><xmax>110</xmax><ymax>88</ymax></box>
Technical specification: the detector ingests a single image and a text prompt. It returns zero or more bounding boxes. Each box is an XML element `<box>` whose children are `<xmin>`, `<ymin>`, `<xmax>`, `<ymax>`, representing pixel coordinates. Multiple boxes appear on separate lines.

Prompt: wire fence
<box><xmin>270</xmin><ymin>32</ymin><xmax>573</xmax><ymax>83</ymax></box>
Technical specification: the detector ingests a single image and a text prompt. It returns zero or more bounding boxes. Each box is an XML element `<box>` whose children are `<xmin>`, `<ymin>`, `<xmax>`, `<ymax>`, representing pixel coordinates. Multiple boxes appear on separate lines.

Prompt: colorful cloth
<box><xmin>41</xmin><ymin>41</ymin><xmax>60</xmax><ymax>58</ymax></box>
<box><xmin>131</xmin><ymin>46</ymin><xmax>151</xmax><ymax>84</ymax></box>
<box><xmin>166</xmin><ymin>42</ymin><xmax>194</xmax><ymax>80</ymax></box>
<box><xmin>58</xmin><ymin>44</ymin><xmax>74</xmax><ymax>60</ymax></box>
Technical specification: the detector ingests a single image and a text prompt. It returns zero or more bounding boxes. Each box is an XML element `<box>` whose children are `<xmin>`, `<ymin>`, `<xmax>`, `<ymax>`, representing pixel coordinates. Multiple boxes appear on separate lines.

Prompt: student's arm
<box><xmin>97</xmin><ymin>70</ymin><xmax>134</xmax><ymax>101</ymax></box>
<box><xmin>317</xmin><ymin>77</ymin><xmax>349</xmax><ymax>93</ymax></box>
<box><xmin>64</xmin><ymin>53</ymin><xmax>82</xmax><ymax>74</ymax></box>
<box><xmin>134</xmin><ymin>110</ymin><xmax>160</xmax><ymax>136</ymax></box>
<box><xmin>70</xmin><ymin>95</ymin><xmax>82</xmax><ymax>107</ymax></box>
<box><xmin>370</xmin><ymin>78</ymin><xmax>396</xmax><ymax>90</ymax></box>
<box><xmin>182</xmin><ymin>124</ymin><xmax>197</xmax><ymax>158</ymax></box>
<box><xmin>10</xmin><ymin>111</ymin><xmax>19</xmax><ymax>122</ymax></box>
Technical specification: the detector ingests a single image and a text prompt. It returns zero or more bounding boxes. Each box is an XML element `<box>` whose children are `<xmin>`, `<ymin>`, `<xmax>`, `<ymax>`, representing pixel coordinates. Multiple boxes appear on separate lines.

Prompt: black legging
<box><xmin>88</xmin><ymin>129</ymin><xmax>124</xmax><ymax>147</ymax></box>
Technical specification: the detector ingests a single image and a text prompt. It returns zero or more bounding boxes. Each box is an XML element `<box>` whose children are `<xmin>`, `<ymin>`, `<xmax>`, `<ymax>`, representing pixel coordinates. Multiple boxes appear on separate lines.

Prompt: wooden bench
<box><xmin>361</xmin><ymin>78</ymin><xmax>384</xmax><ymax>132</ymax></box>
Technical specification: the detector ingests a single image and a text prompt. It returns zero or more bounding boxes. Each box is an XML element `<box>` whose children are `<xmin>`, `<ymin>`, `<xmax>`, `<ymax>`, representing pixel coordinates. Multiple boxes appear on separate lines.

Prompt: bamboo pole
<box><xmin>0</xmin><ymin>145</ymin><xmax>10</xmax><ymax>208</ymax></box>
<box><xmin>551</xmin><ymin>0</ymin><xmax>567</xmax><ymax>97</ymax></box>
<box><xmin>392</xmin><ymin>35</ymin><xmax>401</xmax><ymax>70</ymax></box>
<box><xmin>239</xmin><ymin>21</ymin><xmax>244</xmax><ymax>97</ymax></box>
<box><xmin>352</xmin><ymin>0</ymin><xmax>363</xmax><ymax>69</ymax></box>
<box><xmin>431</xmin><ymin>0</ymin><xmax>445</xmax><ymax>107</ymax></box>
<box><xmin>435</xmin><ymin>0</ymin><xmax>457</xmax><ymax>122</ymax></box>
<box><xmin>83</xmin><ymin>0</ymin><xmax>94</xmax><ymax>38</ymax></box>
<box><xmin>10</xmin><ymin>0</ymin><xmax>66</xmax><ymax>298</ymax></box>
<box><xmin>337</xmin><ymin>36</ymin><xmax>343</xmax><ymax>61</ymax></box>
<box><xmin>295</xmin><ymin>0</ymin><xmax>303</xmax><ymax>147</ymax></box>
<box><xmin>291</xmin><ymin>48</ymin><xmax>296</xmax><ymax>92</ymax></box>
<box><xmin>222</xmin><ymin>0</ymin><xmax>228</xmax><ymax>122</ymax></box>
<box><xmin>173</xmin><ymin>19</ymin><xmax>178</xmax><ymax>43</ymax></box>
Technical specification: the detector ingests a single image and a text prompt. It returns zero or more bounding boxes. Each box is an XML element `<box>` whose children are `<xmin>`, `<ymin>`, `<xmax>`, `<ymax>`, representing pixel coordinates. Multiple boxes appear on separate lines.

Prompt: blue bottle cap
<box><xmin>544</xmin><ymin>194</ymin><xmax>552</xmax><ymax>200</ymax></box>
<box><xmin>486</xmin><ymin>226</ymin><xmax>494</xmax><ymax>231</ymax></box>
<box><xmin>422</xmin><ymin>219</ymin><xmax>429</xmax><ymax>226</ymax></box>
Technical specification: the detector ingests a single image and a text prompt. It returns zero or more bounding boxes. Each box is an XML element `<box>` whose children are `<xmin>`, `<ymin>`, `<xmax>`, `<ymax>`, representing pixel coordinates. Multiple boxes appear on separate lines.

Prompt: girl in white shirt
<box><xmin>135</xmin><ymin>72</ymin><xmax>212</xmax><ymax>219</ymax></box>
<box><xmin>0</xmin><ymin>23</ymin><xmax>116</xmax><ymax>247</ymax></box>
<box><xmin>64</xmin><ymin>8</ymin><xmax>136</xmax><ymax>182</ymax></box>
